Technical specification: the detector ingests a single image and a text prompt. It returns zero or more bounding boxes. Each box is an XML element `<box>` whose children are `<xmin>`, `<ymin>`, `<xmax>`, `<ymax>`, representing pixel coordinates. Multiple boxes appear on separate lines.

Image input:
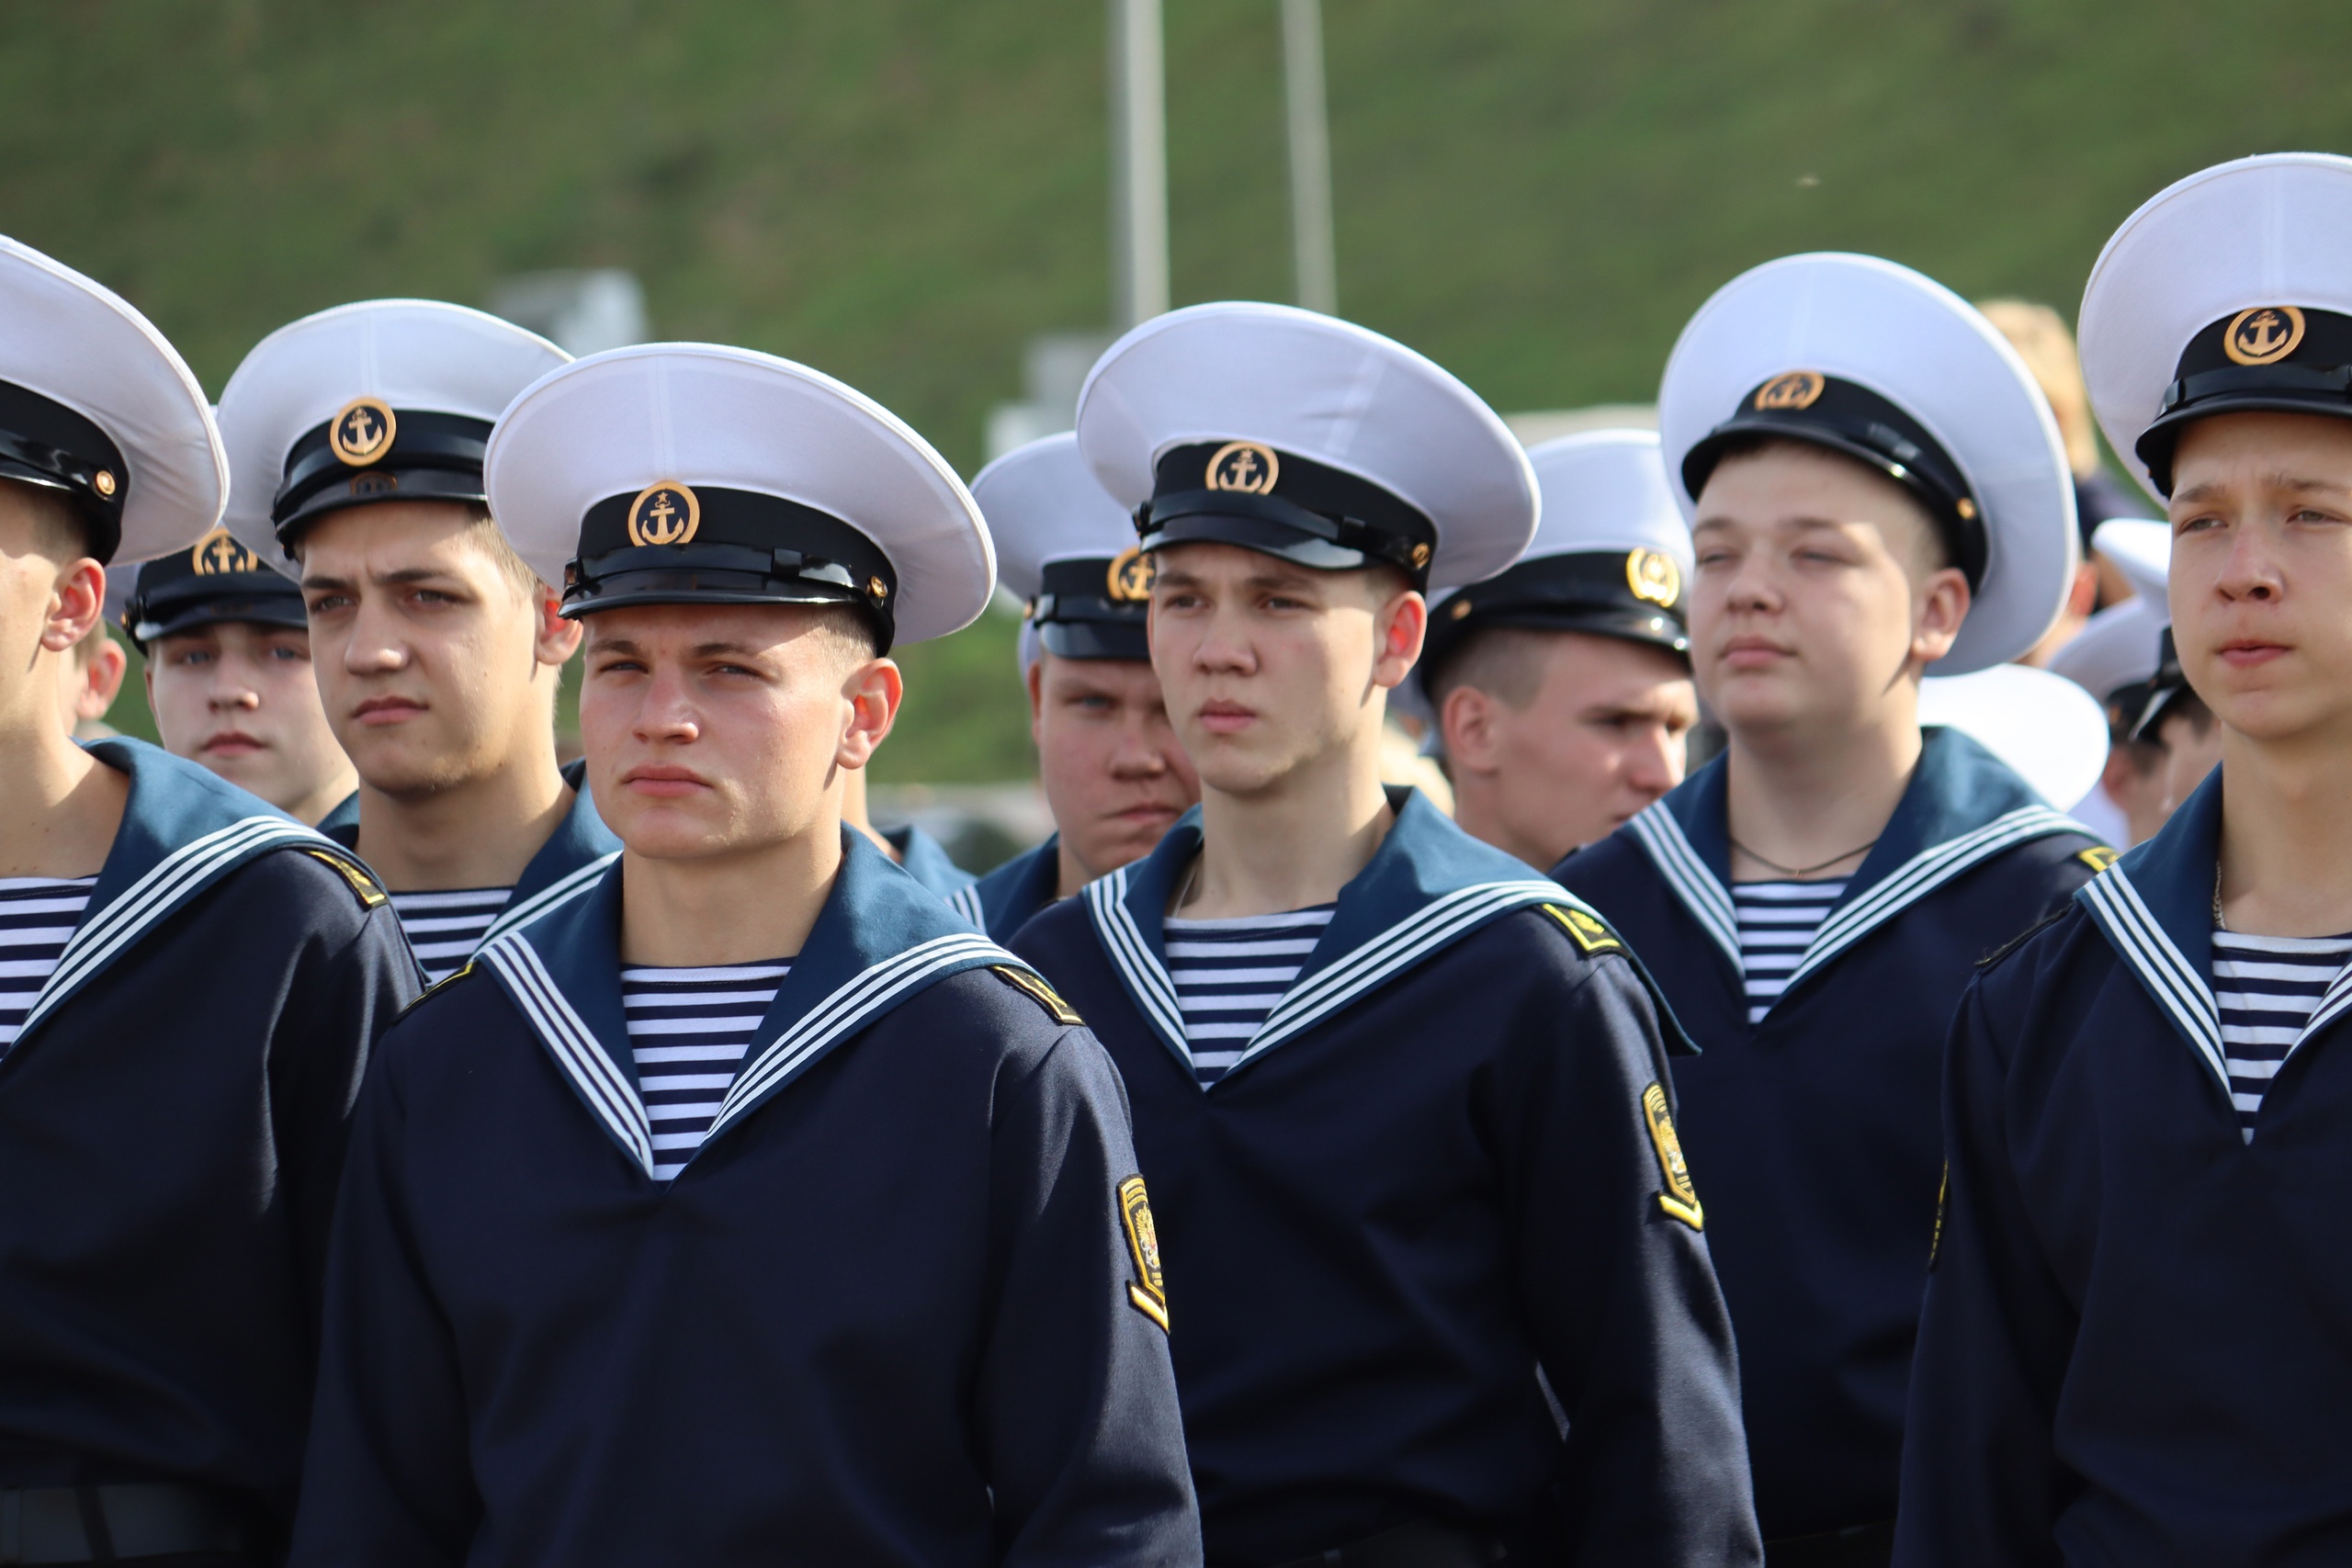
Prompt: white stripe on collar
<box><xmin>479</xmin><ymin>934</ymin><xmax>658</xmax><ymax>1176</ymax></box>
<box><xmin>1089</xmin><ymin>872</ymin><xmax>1569</xmax><ymax>1087</ymax></box>
<box><xmin>2076</xmin><ymin>866</ymin><xmax>2227</xmax><ymax>1090</ymax></box>
<box><xmin>476</xmin><ymin>852</ymin><xmax>621</xmax><ymax>951</ymax></box>
<box><xmin>19</xmin><ymin>816</ymin><xmax>334</xmax><ymax>1043</ymax></box>
<box><xmin>1626</xmin><ymin>803</ymin><xmax>1740</xmax><ymax>970</ymax></box>
<box><xmin>944</xmin><ymin>884</ymin><xmax>985</xmax><ymax>928</ymax></box>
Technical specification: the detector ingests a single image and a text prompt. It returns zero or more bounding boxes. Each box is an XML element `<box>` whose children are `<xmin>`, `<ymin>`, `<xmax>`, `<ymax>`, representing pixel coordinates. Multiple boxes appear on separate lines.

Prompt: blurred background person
<box><xmin>2048</xmin><ymin>517</ymin><xmax>2173</xmax><ymax>845</ymax></box>
<box><xmin>1421</xmin><ymin>429</ymin><xmax>1697</xmax><ymax>867</ymax></box>
<box><xmin>118</xmin><ymin>527</ymin><xmax>356</xmax><ymax>824</ymax></box>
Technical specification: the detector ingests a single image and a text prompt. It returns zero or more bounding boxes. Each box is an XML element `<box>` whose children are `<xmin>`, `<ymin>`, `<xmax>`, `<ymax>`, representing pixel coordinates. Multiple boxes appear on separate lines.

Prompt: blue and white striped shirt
<box><xmin>623</xmin><ymin>961</ymin><xmax>789</xmax><ymax>1179</ymax></box>
<box><xmin>0</xmin><ymin>876</ymin><xmax>94</xmax><ymax>1057</ymax></box>
<box><xmin>1164</xmin><ymin>906</ymin><xmax>1335</xmax><ymax>1087</ymax></box>
<box><xmin>2212</xmin><ymin>928</ymin><xmax>2352</xmax><ymax>1141</ymax></box>
<box><xmin>1733</xmin><ymin>878</ymin><xmax>1848</xmax><ymax>1026</ymax></box>
<box><xmin>390</xmin><ymin>886</ymin><xmax>512</xmax><ymax>986</ymax></box>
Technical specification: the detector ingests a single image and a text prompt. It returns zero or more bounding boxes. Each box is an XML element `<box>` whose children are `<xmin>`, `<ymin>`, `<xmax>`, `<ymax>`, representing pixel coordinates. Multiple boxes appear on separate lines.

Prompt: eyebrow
<box><xmin>585</xmin><ymin>637</ymin><xmax>771</xmax><ymax>660</ymax></box>
<box><xmin>1691</xmin><ymin>513</ymin><xmax>1849</xmax><ymax>536</ymax></box>
<box><xmin>298</xmin><ymin>566</ymin><xmax>465</xmax><ymax>592</ymax></box>
<box><xmin>2173</xmin><ymin>473</ymin><xmax>2352</xmax><ymax>504</ymax></box>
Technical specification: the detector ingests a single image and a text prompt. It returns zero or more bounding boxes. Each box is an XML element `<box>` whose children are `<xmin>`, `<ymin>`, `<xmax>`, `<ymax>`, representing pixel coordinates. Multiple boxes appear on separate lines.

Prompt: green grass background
<box><xmin>28</xmin><ymin>0</ymin><xmax>2351</xmax><ymax>776</ymax></box>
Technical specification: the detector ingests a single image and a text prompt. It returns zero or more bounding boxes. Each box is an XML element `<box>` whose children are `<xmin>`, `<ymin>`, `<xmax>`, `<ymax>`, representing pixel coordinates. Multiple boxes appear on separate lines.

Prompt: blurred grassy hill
<box><xmin>19</xmin><ymin>0</ymin><xmax>2351</xmax><ymax>774</ymax></box>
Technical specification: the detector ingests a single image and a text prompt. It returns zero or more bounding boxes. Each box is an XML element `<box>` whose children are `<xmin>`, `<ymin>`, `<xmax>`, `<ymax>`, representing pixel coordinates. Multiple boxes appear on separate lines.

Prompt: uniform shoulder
<box><xmin>199</xmin><ymin>838</ymin><xmax>391</xmax><ymax>930</ymax></box>
<box><xmin>1547</xmin><ymin>824</ymin><xmax>1649</xmax><ymax>891</ymax></box>
<box><xmin>1006</xmin><ymin>885</ymin><xmax>1098</xmax><ymax>959</ymax></box>
<box><xmin>1970</xmin><ymin>895</ymin><xmax>2108</xmax><ymax>992</ymax></box>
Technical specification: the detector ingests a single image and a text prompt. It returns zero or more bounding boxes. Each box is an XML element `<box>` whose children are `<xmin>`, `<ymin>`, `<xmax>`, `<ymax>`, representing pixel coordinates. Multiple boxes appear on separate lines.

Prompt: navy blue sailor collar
<box><xmin>13</xmin><ymin>738</ymin><xmax>364</xmax><ymax>1055</ymax></box>
<box><xmin>1082</xmin><ymin>786</ymin><xmax>1589</xmax><ymax>1088</ymax></box>
<box><xmin>1623</xmin><ymin>727</ymin><xmax>2088</xmax><ymax>1014</ymax></box>
<box><xmin>473</xmin><ymin>825</ymin><xmax>1025</xmax><ymax>1180</ymax></box>
<box><xmin>321</xmin><ymin>759</ymin><xmax>622</xmax><ymax>952</ymax></box>
<box><xmin>948</xmin><ymin>833</ymin><xmax>1061</xmax><ymax>936</ymax></box>
<box><xmin>2074</xmin><ymin>768</ymin><xmax>2350</xmax><ymax>1096</ymax></box>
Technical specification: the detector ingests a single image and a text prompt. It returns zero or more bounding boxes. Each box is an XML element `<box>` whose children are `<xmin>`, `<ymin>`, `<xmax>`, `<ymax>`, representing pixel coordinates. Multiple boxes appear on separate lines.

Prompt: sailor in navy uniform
<box><xmin>117</xmin><ymin>528</ymin><xmax>357</xmax><ymax>824</ymax></box>
<box><xmin>216</xmin><ymin>302</ymin><xmax>620</xmax><ymax>983</ymax></box>
<box><xmin>1011</xmin><ymin>303</ymin><xmax>1759</xmax><ymax>1567</ymax></box>
<box><xmin>290</xmin><ymin>344</ymin><xmax>1200</xmax><ymax>1567</ymax></box>
<box><xmin>2046</xmin><ymin>517</ymin><xmax>2171</xmax><ymax>847</ymax></box>
<box><xmin>1896</xmin><ymin>152</ymin><xmax>2352</xmax><ymax>1567</ymax></box>
<box><xmin>952</xmin><ymin>432</ymin><xmax>1198</xmax><ymax>939</ymax></box>
<box><xmin>0</xmin><ymin>238</ymin><xmax>413</xmax><ymax>1564</ymax></box>
<box><xmin>1553</xmin><ymin>255</ymin><xmax>2102</xmax><ymax>1564</ymax></box>
<box><xmin>1419</xmin><ymin>428</ymin><xmax>1698</xmax><ymax>867</ymax></box>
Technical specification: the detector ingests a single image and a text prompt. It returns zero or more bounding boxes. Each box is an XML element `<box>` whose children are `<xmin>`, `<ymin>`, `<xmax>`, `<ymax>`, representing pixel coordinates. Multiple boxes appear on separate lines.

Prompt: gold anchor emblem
<box><xmin>1626</xmin><ymin>547</ymin><xmax>1681</xmax><ymax>608</ymax></box>
<box><xmin>1204</xmin><ymin>440</ymin><xmax>1280</xmax><ymax>495</ymax></box>
<box><xmin>2224</xmin><ymin>306</ymin><xmax>2305</xmax><ymax>367</ymax></box>
<box><xmin>626</xmin><ymin>480</ymin><xmax>700</xmax><ymax>547</ymax></box>
<box><xmin>1754</xmin><ymin>371</ymin><xmax>1826</xmax><ymax>412</ymax></box>
<box><xmin>189</xmin><ymin>527</ymin><xmax>258</xmax><ymax>576</ymax></box>
<box><xmin>1105</xmin><ymin>545</ymin><xmax>1155</xmax><ymax>603</ymax></box>
<box><xmin>329</xmin><ymin>397</ymin><xmax>397</xmax><ymax>467</ymax></box>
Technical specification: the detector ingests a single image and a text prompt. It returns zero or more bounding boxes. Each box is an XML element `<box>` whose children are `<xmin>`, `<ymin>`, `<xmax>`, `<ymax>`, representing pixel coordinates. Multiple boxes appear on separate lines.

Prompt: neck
<box><xmin>282</xmin><ymin>765</ymin><xmax>361</xmax><ymax>830</ymax></box>
<box><xmin>2215</xmin><ymin>727</ymin><xmax>2352</xmax><ymax>937</ymax></box>
<box><xmin>355</xmin><ymin>743</ymin><xmax>571</xmax><ymax>892</ymax></box>
<box><xmin>619</xmin><ymin>819</ymin><xmax>844</xmax><ymax>966</ymax></box>
<box><xmin>0</xmin><ymin>694</ymin><xmax>126</xmax><ymax>880</ymax></box>
<box><xmin>1723</xmin><ymin>696</ymin><xmax>1920</xmax><ymax>881</ymax></box>
<box><xmin>1184</xmin><ymin>730</ymin><xmax>1393</xmax><ymax>919</ymax></box>
<box><xmin>1451</xmin><ymin>774</ymin><xmax>1551</xmax><ymax>870</ymax></box>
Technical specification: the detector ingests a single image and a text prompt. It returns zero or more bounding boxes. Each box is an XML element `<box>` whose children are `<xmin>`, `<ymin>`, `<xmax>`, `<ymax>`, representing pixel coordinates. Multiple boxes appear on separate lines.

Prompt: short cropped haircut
<box><xmin>1426</xmin><ymin>625</ymin><xmax>1551</xmax><ymax>712</ymax></box>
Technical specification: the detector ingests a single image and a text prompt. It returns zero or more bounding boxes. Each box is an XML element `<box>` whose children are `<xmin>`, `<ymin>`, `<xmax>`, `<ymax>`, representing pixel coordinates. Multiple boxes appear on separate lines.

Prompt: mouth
<box><xmin>621</xmin><ymin>764</ymin><xmax>713</xmax><ymax>798</ymax></box>
<box><xmin>351</xmin><ymin>696</ymin><xmax>426</xmax><ymax>726</ymax></box>
<box><xmin>1194</xmin><ymin>701</ymin><xmax>1257</xmax><ymax>735</ymax></box>
<box><xmin>2216</xmin><ymin>638</ymin><xmax>2290</xmax><ymax>668</ymax></box>
<box><xmin>1110</xmin><ymin>803</ymin><xmax>1183</xmax><ymax>827</ymax></box>
<box><xmin>1717</xmin><ymin>635</ymin><xmax>1792</xmax><ymax>670</ymax></box>
<box><xmin>199</xmin><ymin>731</ymin><xmax>266</xmax><ymax>757</ymax></box>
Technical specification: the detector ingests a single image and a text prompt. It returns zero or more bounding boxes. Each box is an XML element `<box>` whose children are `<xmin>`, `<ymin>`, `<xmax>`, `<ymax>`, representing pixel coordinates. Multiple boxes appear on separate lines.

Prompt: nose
<box><xmin>342</xmin><ymin>597</ymin><xmax>408</xmax><ymax>674</ymax></box>
<box><xmin>631</xmin><ymin>663</ymin><xmax>701</xmax><ymax>744</ymax></box>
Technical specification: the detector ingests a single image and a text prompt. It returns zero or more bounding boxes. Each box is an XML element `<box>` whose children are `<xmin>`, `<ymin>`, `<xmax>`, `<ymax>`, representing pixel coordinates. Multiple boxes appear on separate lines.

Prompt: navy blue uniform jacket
<box><xmin>291</xmin><ymin>829</ymin><xmax>1201</xmax><ymax>1568</ymax></box>
<box><xmin>0</xmin><ymin>740</ymin><xmax>413</xmax><ymax>1538</ymax></box>
<box><xmin>1555</xmin><ymin>729</ymin><xmax>2101</xmax><ymax>1539</ymax></box>
<box><xmin>952</xmin><ymin>833</ymin><xmax>1060</xmax><ymax>940</ymax></box>
<box><xmin>322</xmin><ymin>759</ymin><xmax>623</xmax><ymax>975</ymax></box>
<box><xmin>1895</xmin><ymin>771</ymin><xmax>2352</xmax><ymax>1565</ymax></box>
<box><xmin>1012</xmin><ymin>792</ymin><xmax>1760</xmax><ymax>1568</ymax></box>
<box><xmin>888</xmin><ymin>821</ymin><xmax>979</xmax><ymax>899</ymax></box>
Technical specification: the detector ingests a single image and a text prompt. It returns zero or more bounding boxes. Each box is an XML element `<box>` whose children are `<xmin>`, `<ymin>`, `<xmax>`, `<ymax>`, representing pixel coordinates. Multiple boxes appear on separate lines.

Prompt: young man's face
<box><xmin>1027</xmin><ymin>650</ymin><xmax>1199</xmax><ymax>882</ymax></box>
<box><xmin>1690</xmin><ymin>443</ymin><xmax>1970</xmax><ymax>739</ymax></box>
<box><xmin>1147</xmin><ymin>540</ymin><xmax>1423</xmax><ymax>798</ymax></box>
<box><xmin>1442</xmin><ymin>629</ymin><xmax>1696</xmax><ymax>866</ymax></box>
<box><xmin>299</xmin><ymin>502</ymin><xmax>577</xmax><ymax>798</ymax></box>
<box><xmin>2166</xmin><ymin>412</ymin><xmax>2352</xmax><ymax>747</ymax></box>
<box><xmin>579</xmin><ymin>602</ymin><xmax>899</xmax><ymax>863</ymax></box>
<box><xmin>145</xmin><ymin>621</ymin><xmax>348</xmax><ymax>812</ymax></box>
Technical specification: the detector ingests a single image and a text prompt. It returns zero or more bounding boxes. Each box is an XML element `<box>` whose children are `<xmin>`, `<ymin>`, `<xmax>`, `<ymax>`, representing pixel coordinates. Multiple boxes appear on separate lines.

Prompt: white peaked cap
<box><xmin>1919</xmin><ymin>663</ymin><xmax>2110</xmax><ymax>810</ymax></box>
<box><xmin>2090</xmin><ymin>518</ymin><xmax>2170</xmax><ymax>613</ymax></box>
<box><xmin>1075</xmin><ymin>301</ymin><xmax>1538</xmax><ymax>590</ymax></box>
<box><xmin>972</xmin><ymin>432</ymin><xmax>1136</xmax><ymax>600</ymax></box>
<box><xmin>483</xmin><ymin>344</ymin><xmax>994</xmax><ymax>646</ymax></box>
<box><xmin>217</xmin><ymin>299</ymin><xmax>570</xmax><ymax>570</ymax></box>
<box><xmin>1659</xmin><ymin>253</ymin><xmax>2078</xmax><ymax>674</ymax></box>
<box><xmin>2080</xmin><ymin>152</ymin><xmax>2352</xmax><ymax>501</ymax></box>
<box><xmin>1520</xmin><ymin>428</ymin><xmax>1690</xmax><ymax>569</ymax></box>
<box><xmin>2046</xmin><ymin>599</ymin><xmax>2160</xmax><ymax>705</ymax></box>
<box><xmin>0</xmin><ymin>235</ymin><xmax>225</xmax><ymax>565</ymax></box>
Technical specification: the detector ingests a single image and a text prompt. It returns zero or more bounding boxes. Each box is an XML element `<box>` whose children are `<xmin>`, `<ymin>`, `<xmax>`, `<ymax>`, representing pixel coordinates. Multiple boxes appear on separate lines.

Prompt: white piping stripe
<box><xmin>2078</xmin><ymin>868</ymin><xmax>2229</xmax><ymax>1088</ymax></box>
<box><xmin>481</xmin><ymin>935</ymin><xmax>656</xmax><ymax>1175</ymax></box>
<box><xmin>2299</xmin><ymin>964</ymin><xmax>2352</xmax><ymax>1048</ymax></box>
<box><xmin>944</xmin><ymin>885</ymin><xmax>985</xmax><ymax>927</ymax></box>
<box><xmin>1626</xmin><ymin>805</ymin><xmax>1741</xmax><ymax>968</ymax></box>
<box><xmin>477</xmin><ymin>852</ymin><xmax>621</xmax><ymax>949</ymax></box>
<box><xmin>1086</xmin><ymin>870</ymin><xmax>1188</xmax><ymax>1055</ymax></box>
<box><xmin>21</xmin><ymin>817</ymin><xmax>328</xmax><ymax>1037</ymax></box>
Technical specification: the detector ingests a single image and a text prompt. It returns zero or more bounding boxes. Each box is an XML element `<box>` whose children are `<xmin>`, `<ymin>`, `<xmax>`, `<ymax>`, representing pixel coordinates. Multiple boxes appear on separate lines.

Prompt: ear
<box><xmin>2066</xmin><ymin>560</ymin><xmax>2099</xmax><ymax>619</ymax></box>
<box><xmin>835</xmin><ymin>656</ymin><xmax>904</xmax><ymax>772</ymax></box>
<box><xmin>86</xmin><ymin>637</ymin><xmax>128</xmax><ymax>715</ymax></box>
<box><xmin>1025</xmin><ymin>652</ymin><xmax>1046</xmax><ymax>746</ymax></box>
<box><xmin>40</xmin><ymin>558</ymin><xmax>107</xmax><ymax>654</ymax></box>
<box><xmin>1370</xmin><ymin>585</ymin><xmax>1427</xmax><ymax>692</ymax></box>
<box><xmin>532</xmin><ymin>581</ymin><xmax>582</xmax><ymax>668</ymax></box>
<box><xmin>1908</xmin><ymin>567</ymin><xmax>1972</xmax><ymax>669</ymax></box>
<box><xmin>1439</xmin><ymin>682</ymin><xmax>1502</xmax><ymax>774</ymax></box>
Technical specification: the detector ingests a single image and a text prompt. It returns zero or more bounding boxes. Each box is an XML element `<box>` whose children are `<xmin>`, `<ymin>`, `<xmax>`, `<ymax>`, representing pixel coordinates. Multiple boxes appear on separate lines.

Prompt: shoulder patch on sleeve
<box><xmin>990</xmin><ymin>964</ymin><xmax>1083</xmax><ymax>1025</ymax></box>
<box><xmin>303</xmin><ymin>847</ymin><xmax>390</xmax><ymax>908</ymax></box>
<box><xmin>398</xmin><ymin>959</ymin><xmax>478</xmax><ymax>1017</ymax></box>
<box><xmin>1641</xmin><ymin>1081</ymin><xmax>1704</xmax><ymax>1230</ymax></box>
<box><xmin>2076</xmin><ymin>845</ymin><xmax>2120</xmax><ymax>874</ymax></box>
<box><xmin>1543</xmin><ymin>902</ymin><xmax>1622</xmax><ymax>956</ymax></box>
<box><xmin>1117</xmin><ymin>1174</ymin><xmax>1170</xmax><ymax>1332</ymax></box>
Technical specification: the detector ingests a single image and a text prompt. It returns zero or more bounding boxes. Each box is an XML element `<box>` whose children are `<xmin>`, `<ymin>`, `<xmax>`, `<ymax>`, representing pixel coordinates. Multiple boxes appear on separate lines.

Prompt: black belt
<box><xmin>1264</xmin><ymin>1518</ymin><xmax>1505</xmax><ymax>1568</ymax></box>
<box><xmin>0</xmin><ymin>1484</ymin><xmax>254</xmax><ymax>1564</ymax></box>
<box><xmin>1764</xmin><ymin>1518</ymin><xmax>1895</xmax><ymax>1568</ymax></box>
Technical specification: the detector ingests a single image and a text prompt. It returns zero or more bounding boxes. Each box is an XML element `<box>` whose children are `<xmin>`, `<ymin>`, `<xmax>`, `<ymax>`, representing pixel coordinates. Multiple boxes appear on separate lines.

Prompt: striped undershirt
<box><xmin>1164</xmin><ymin>905</ymin><xmax>1334</xmax><ymax>1087</ymax></box>
<box><xmin>1733</xmin><ymin>878</ymin><xmax>1849</xmax><ymax>1026</ymax></box>
<box><xmin>623</xmin><ymin>962</ymin><xmax>789</xmax><ymax>1179</ymax></box>
<box><xmin>2212</xmin><ymin>928</ymin><xmax>2352</xmax><ymax>1142</ymax></box>
<box><xmin>0</xmin><ymin>876</ymin><xmax>95</xmax><ymax>1056</ymax></box>
<box><xmin>390</xmin><ymin>886</ymin><xmax>512</xmax><ymax>985</ymax></box>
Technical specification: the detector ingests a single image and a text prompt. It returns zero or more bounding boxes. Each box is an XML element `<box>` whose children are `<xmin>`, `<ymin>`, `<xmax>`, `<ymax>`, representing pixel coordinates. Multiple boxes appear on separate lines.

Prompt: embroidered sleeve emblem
<box><xmin>1641</xmin><ymin>1082</ymin><xmax>1704</xmax><ymax>1231</ymax></box>
<box><xmin>1544</xmin><ymin>902</ymin><xmax>1623</xmax><ymax>955</ymax></box>
<box><xmin>304</xmin><ymin>848</ymin><xmax>390</xmax><ymax>908</ymax></box>
<box><xmin>991</xmin><ymin>964</ymin><xmax>1083</xmax><ymax>1025</ymax></box>
<box><xmin>1117</xmin><ymin>1175</ymin><xmax>1170</xmax><ymax>1331</ymax></box>
<box><xmin>2076</xmin><ymin>845</ymin><xmax>2120</xmax><ymax>874</ymax></box>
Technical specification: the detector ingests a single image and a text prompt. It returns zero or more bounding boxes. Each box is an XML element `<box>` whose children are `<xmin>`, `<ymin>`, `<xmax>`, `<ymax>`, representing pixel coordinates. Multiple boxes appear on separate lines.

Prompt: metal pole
<box><xmin>1281</xmin><ymin>0</ymin><xmax>1337</xmax><ymax>315</ymax></box>
<box><xmin>1108</xmin><ymin>0</ymin><xmax>1170</xmax><ymax>330</ymax></box>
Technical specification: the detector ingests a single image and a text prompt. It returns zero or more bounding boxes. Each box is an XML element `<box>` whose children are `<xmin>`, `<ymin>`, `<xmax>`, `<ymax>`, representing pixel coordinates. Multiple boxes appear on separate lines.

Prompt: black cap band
<box><xmin>0</xmin><ymin>379</ymin><xmax>129</xmax><ymax>562</ymax></box>
<box><xmin>273</xmin><ymin>409</ymin><xmax>492</xmax><ymax>543</ymax></box>
<box><xmin>1681</xmin><ymin>372</ymin><xmax>1987</xmax><ymax>591</ymax></box>
<box><xmin>1138</xmin><ymin>441</ymin><xmax>1438</xmax><ymax>587</ymax></box>
<box><xmin>2136</xmin><ymin>307</ymin><xmax>2352</xmax><ymax>496</ymax></box>
<box><xmin>1421</xmin><ymin>547</ymin><xmax>1690</xmax><ymax>693</ymax></box>
<box><xmin>119</xmin><ymin>532</ymin><xmax>305</xmax><ymax>651</ymax></box>
<box><xmin>564</xmin><ymin>484</ymin><xmax>899</xmax><ymax>652</ymax></box>
<box><xmin>1027</xmin><ymin>555</ymin><xmax>1150</xmax><ymax>661</ymax></box>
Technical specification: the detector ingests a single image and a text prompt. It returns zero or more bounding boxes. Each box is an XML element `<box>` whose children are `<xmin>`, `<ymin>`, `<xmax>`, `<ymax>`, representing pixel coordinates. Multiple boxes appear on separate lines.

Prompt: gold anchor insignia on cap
<box><xmin>627</xmin><ymin>480</ymin><xmax>700</xmax><ymax>547</ymax></box>
<box><xmin>190</xmin><ymin>527</ymin><xmax>259</xmax><ymax>576</ymax></box>
<box><xmin>1204</xmin><ymin>440</ymin><xmax>1280</xmax><ymax>495</ymax></box>
<box><xmin>1105</xmin><ymin>545</ymin><xmax>1154</xmax><ymax>603</ymax></box>
<box><xmin>1626</xmin><ymin>547</ymin><xmax>1680</xmax><ymax>608</ymax></box>
<box><xmin>1754</xmin><ymin>370</ymin><xmax>1826</xmax><ymax>412</ymax></box>
<box><xmin>2224</xmin><ymin>306</ymin><xmax>2305</xmax><ymax>367</ymax></box>
<box><xmin>330</xmin><ymin>398</ymin><xmax>397</xmax><ymax>467</ymax></box>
